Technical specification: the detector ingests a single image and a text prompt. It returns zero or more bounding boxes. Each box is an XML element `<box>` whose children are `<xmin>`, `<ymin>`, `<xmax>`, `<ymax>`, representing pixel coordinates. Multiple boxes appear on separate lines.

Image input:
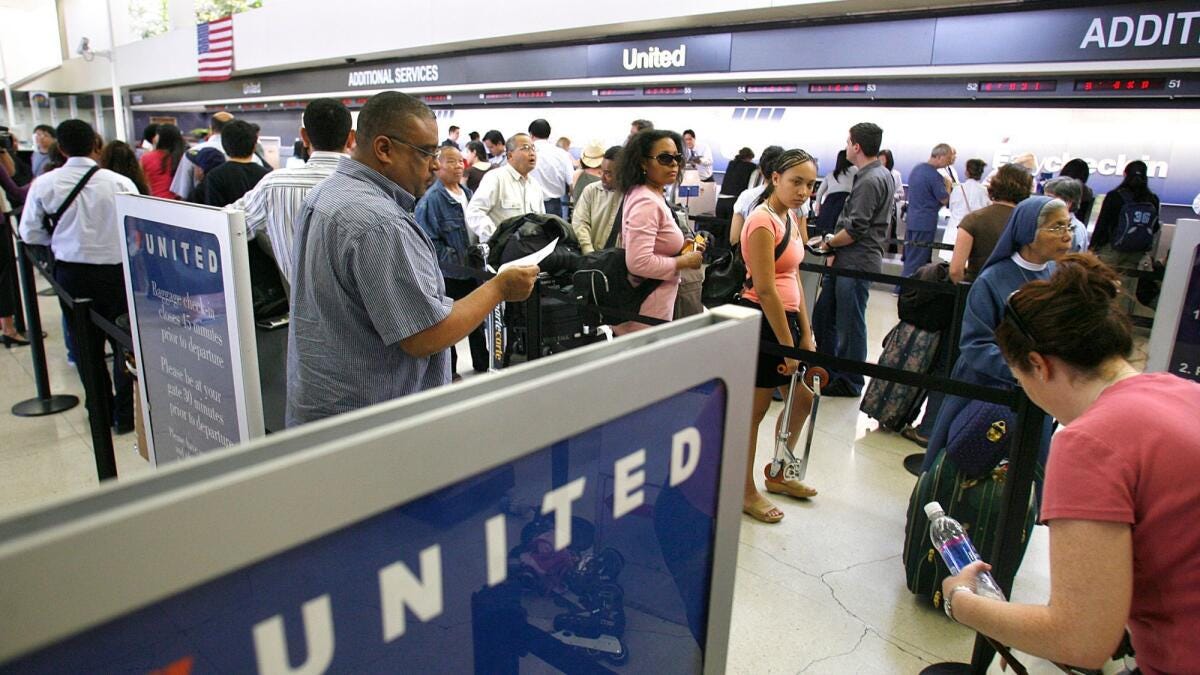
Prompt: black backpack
<box><xmin>1110</xmin><ymin>188</ymin><xmax>1159</xmax><ymax>253</ymax></box>
<box><xmin>897</xmin><ymin>261</ymin><xmax>955</xmax><ymax>332</ymax></box>
<box><xmin>486</xmin><ymin>212</ymin><xmax>580</xmax><ymax>274</ymax></box>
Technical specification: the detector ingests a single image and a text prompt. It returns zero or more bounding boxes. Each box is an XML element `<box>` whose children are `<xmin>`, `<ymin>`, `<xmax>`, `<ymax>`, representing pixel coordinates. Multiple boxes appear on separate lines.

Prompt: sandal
<box><xmin>764</xmin><ymin>477</ymin><xmax>818</xmax><ymax>500</ymax></box>
<box><xmin>900</xmin><ymin>426</ymin><xmax>929</xmax><ymax>448</ymax></box>
<box><xmin>742</xmin><ymin>498</ymin><xmax>784</xmax><ymax>523</ymax></box>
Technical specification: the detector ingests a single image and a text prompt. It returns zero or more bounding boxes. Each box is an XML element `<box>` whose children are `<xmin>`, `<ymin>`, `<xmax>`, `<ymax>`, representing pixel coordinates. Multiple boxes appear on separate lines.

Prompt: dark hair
<box><xmin>878</xmin><ymin>149</ymin><xmax>894</xmax><ymax>171</ymax></box>
<box><xmin>683</xmin><ymin>129</ymin><xmax>695</xmax><ymax>138</ymax></box>
<box><xmin>755</xmin><ymin>148</ymin><xmax>816</xmax><ymax>208</ymax></box>
<box><xmin>631</xmin><ymin>119</ymin><xmax>653</xmax><ymax>132</ymax></box>
<box><xmin>44</xmin><ymin>142</ymin><xmax>65</xmax><ymax>171</ymax></box>
<box><xmin>448</xmin><ymin>125</ymin><xmax>459</xmax><ymax>133</ymax></box>
<box><xmin>210</xmin><ymin>113</ymin><xmax>231</xmax><ymax>133</ymax></box>
<box><xmin>988</xmin><ymin>163</ymin><xmax>1033</xmax><ymax>203</ymax></box>
<box><xmin>603</xmin><ymin>145</ymin><xmax>622</xmax><ymax>161</ymax></box>
<box><xmin>33</xmin><ymin>124</ymin><xmax>56</xmax><ymax>138</ymax></box>
<box><xmin>997</xmin><ymin>252</ymin><xmax>1132</xmax><ymax>374</ymax></box>
<box><xmin>465</xmin><ymin>140</ymin><xmax>487</xmax><ymax>163</ymax></box>
<box><xmin>528</xmin><ymin>118</ymin><xmax>551</xmax><ymax>139</ymax></box>
<box><xmin>55</xmin><ymin>119</ymin><xmax>97</xmax><ymax>157</ymax></box>
<box><xmin>736</xmin><ymin>147</ymin><xmax>755</xmax><ymax>161</ymax></box>
<box><xmin>1059</xmin><ymin>158</ymin><xmax>1090</xmax><ymax>184</ymax></box>
<box><xmin>758</xmin><ymin>145</ymin><xmax>784</xmax><ymax>177</ymax></box>
<box><xmin>357</xmin><ymin>91</ymin><xmax>433</xmax><ymax>149</ymax></box>
<box><xmin>220</xmin><ymin>120</ymin><xmax>258</xmax><ymax>158</ymax></box>
<box><xmin>965</xmin><ymin>159</ymin><xmax>986</xmax><ymax>180</ymax></box>
<box><xmin>848</xmin><ymin>122</ymin><xmax>883</xmax><ymax>157</ymax></box>
<box><xmin>303</xmin><ymin>98</ymin><xmax>352</xmax><ymax>152</ymax></box>
<box><xmin>832</xmin><ymin>150</ymin><xmax>852</xmax><ymax>180</ymax></box>
<box><xmin>141</xmin><ymin>123</ymin><xmax>159</xmax><ymax>144</ymax></box>
<box><xmin>468</xmin><ymin>131</ymin><xmax>480</xmax><ymax>141</ymax></box>
<box><xmin>100</xmin><ymin>141</ymin><xmax>149</xmax><ymax>195</ymax></box>
<box><xmin>1117</xmin><ymin>160</ymin><xmax>1152</xmax><ymax>199</ymax></box>
<box><xmin>614</xmin><ymin>129</ymin><xmax>684</xmax><ymax>192</ymax></box>
<box><xmin>154</xmin><ymin>123</ymin><xmax>186</xmax><ymax>176</ymax></box>
<box><xmin>482</xmin><ymin>129</ymin><xmax>505</xmax><ymax>146</ymax></box>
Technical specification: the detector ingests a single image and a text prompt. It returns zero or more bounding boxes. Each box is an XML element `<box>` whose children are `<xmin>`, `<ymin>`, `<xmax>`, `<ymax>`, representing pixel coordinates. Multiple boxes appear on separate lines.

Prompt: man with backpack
<box><xmin>18</xmin><ymin>119</ymin><xmax>139</xmax><ymax>434</ymax></box>
<box><xmin>1090</xmin><ymin>160</ymin><xmax>1160</xmax><ymax>312</ymax></box>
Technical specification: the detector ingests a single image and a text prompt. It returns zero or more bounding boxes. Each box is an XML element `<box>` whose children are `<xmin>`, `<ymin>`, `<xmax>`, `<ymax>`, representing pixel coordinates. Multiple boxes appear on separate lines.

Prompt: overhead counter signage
<box><xmin>587</xmin><ymin>34</ymin><xmax>731</xmax><ymax>78</ymax></box>
<box><xmin>347</xmin><ymin>63</ymin><xmax>441</xmax><ymax>87</ymax></box>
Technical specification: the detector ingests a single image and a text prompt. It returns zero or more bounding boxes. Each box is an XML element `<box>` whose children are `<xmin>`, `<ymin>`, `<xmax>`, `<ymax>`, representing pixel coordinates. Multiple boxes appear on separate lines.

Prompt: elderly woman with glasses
<box><xmin>610</xmin><ymin>129</ymin><xmax>704</xmax><ymax>335</ymax></box>
<box><xmin>918</xmin><ymin>196</ymin><xmax>1074</xmax><ymax>474</ymax></box>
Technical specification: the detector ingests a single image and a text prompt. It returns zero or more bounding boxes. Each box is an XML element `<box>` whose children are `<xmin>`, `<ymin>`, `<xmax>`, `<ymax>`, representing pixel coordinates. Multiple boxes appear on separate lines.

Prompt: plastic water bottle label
<box><xmin>938</xmin><ymin>535</ymin><xmax>980</xmax><ymax>575</ymax></box>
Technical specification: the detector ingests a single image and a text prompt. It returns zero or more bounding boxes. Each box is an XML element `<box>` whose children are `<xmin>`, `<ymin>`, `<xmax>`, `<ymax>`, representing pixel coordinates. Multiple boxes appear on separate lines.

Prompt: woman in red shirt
<box><xmin>942</xmin><ymin>253</ymin><xmax>1200</xmax><ymax>674</ymax></box>
<box><xmin>736</xmin><ymin>149</ymin><xmax>818</xmax><ymax>523</ymax></box>
<box><xmin>139</xmin><ymin>123</ymin><xmax>185</xmax><ymax>199</ymax></box>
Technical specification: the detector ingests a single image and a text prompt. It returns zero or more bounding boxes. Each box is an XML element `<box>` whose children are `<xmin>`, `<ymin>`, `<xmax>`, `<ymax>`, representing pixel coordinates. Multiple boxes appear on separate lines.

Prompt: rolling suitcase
<box><xmin>860</xmin><ymin>320</ymin><xmax>941</xmax><ymax>432</ymax></box>
<box><xmin>902</xmin><ymin>450</ymin><xmax>1041</xmax><ymax>611</ymax></box>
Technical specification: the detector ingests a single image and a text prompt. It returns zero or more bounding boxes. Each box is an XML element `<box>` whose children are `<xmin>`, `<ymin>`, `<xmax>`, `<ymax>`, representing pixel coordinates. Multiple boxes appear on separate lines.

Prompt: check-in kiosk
<box><xmin>0</xmin><ymin>308</ymin><xmax>758</xmax><ymax>674</ymax></box>
<box><xmin>1148</xmin><ymin>218</ymin><xmax>1200</xmax><ymax>383</ymax></box>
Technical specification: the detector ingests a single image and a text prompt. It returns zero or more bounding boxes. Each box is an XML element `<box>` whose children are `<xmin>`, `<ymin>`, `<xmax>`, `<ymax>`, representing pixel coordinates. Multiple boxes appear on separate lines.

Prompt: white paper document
<box><xmin>497</xmin><ymin>237</ymin><xmax>558</xmax><ymax>273</ymax></box>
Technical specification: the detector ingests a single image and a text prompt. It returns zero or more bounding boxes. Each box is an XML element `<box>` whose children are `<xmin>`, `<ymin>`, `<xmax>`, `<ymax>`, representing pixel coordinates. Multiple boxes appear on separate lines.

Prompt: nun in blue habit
<box><xmin>920</xmin><ymin>195</ymin><xmax>1075</xmax><ymax>473</ymax></box>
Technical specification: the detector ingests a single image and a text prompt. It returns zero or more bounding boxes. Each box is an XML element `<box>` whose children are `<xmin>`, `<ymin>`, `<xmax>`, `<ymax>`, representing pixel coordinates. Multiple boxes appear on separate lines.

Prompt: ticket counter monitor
<box><xmin>0</xmin><ymin>307</ymin><xmax>759</xmax><ymax>674</ymax></box>
<box><xmin>1148</xmin><ymin>218</ymin><xmax>1200</xmax><ymax>383</ymax></box>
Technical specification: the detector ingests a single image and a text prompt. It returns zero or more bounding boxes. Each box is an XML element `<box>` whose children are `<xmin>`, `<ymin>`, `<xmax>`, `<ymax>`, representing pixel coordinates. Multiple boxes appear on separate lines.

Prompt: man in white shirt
<box><xmin>465</xmin><ymin>133</ymin><xmax>545</xmax><ymax>241</ymax></box>
<box><xmin>526</xmin><ymin>119</ymin><xmax>574</xmax><ymax>218</ymax></box>
<box><xmin>19</xmin><ymin>119</ymin><xmax>137</xmax><ymax>433</ymax></box>
<box><xmin>170</xmin><ymin>111</ymin><xmax>264</xmax><ymax>200</ymax></box>
<box><xmin>231</xmin><ymin>99</ymin><xmax>354</xmax><ymax>288</ymax></box>
<box><xmin>682</xmin><ymin>129</ymin><xmax>714</xmax><ymax>182</ymax></box>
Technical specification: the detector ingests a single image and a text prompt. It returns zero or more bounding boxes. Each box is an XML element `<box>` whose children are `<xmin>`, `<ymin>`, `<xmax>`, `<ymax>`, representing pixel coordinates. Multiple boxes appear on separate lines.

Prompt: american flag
<box><xmin>197</xmin><ymin>16</ymin><xmax>234</xmax><ymax>82</ymax></box>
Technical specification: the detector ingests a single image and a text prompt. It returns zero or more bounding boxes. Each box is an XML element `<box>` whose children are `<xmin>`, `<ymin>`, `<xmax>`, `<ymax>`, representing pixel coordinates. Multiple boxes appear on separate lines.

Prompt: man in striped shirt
<box><xmin>233</xmin><ymin>98</ymin><xmax>354</xmax><ymax>288</ymax></box>
<box><xmin>286</xmin><ymin>92</ymin><xmax>538</xmax><ymax>426</ymax></box>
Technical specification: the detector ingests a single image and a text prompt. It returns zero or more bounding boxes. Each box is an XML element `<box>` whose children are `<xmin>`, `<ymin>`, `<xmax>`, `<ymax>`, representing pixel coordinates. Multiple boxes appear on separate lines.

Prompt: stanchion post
<box><xmin>945</xmin><ymin>281</ymin><xmax>970</xmax><ymax>376</ymax></box>
<box><xmin>10</xmin><ymin>240</ymin><xmax>79</xmax><ymax>417</ymax></box>
<box><xmin>70</xmin><ymin>297</ymin><xmax>118</xmax><ymax>481</ymax></box>
<box><xmin>966</xmin><ymin>388</ymin><xmax>1047</xmax><ymax>674</ymax></box>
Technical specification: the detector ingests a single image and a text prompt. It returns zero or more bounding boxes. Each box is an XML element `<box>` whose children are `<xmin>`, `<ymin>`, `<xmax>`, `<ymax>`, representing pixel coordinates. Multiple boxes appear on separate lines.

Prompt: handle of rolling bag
<box><xmin>42</xmin><ymin>166</ymin><xmax>100</xmax><ymax>235</ymax></box>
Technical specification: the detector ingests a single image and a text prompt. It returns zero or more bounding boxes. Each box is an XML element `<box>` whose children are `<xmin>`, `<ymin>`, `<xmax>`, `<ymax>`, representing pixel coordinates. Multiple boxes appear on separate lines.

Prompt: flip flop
<box><xmin>764</xmin><ymin>478</ymin><xmax>818</xmax><ymax>500</ymax></box>
<box><xmin>742</xmin><ymin>500</ymin><xmax>784</xmax><ymax>523</ymax></box>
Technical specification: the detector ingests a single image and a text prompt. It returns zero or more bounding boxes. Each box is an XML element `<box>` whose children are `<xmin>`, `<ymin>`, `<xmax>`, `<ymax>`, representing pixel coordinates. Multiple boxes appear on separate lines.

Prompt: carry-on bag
<box><xmin>902</xmin><ymin>449</ymin><xmax>1041</xmax><ymax>610</ymax></box>
<box><xmin>860</xmin><ymin>321</ymin><xmax>941</xmax><ymax>431</ymax></box>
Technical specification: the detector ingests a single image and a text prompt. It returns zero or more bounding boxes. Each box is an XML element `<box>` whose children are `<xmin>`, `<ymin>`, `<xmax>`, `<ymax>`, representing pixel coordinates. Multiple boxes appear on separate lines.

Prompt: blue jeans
<box><xmin>812</xmin><ymin>274</ymin><xmax>870</xmax><ymax>392</ymax></box>
<box><xmin>544</xmin><ymin>197</ymin><xmax>565</xmax><ymax>219</ymax></box>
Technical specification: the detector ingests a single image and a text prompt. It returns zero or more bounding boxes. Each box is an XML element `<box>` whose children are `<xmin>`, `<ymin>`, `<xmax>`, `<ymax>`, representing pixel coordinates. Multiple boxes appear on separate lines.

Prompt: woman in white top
<box><xmin>942</xmin><ymin>158</ymin><xmax>991</xmax><ymax>259</ymax></box>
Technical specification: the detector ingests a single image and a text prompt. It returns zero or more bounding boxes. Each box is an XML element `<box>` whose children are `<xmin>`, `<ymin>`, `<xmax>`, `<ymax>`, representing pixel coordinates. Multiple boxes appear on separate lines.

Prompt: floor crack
<box><xmin>797</xmin><ymin>625</ymin><xmax>869</xmax><ymax>674</ymax></box>
<box><xmin>738</xmin><ymin>540</ymin><xmax>822</xmax><ymax>580</ymax></box>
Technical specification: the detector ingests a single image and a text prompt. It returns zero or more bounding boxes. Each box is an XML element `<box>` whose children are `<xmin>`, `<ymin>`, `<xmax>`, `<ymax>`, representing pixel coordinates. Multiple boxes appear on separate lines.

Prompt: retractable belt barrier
<box><xmin>761</xmin><ymin>339</ymin><xmax>1048</xmax><ymax>675</ymax></box>
<box><xmin>11</xmin><ymin>237</ymin><xmax>126</xmax><ymax>481</ymax></box>
<box><xmin>883</xmin><ymin>237</ymin><xmax>956</xmax><ymax>252</ymax></box>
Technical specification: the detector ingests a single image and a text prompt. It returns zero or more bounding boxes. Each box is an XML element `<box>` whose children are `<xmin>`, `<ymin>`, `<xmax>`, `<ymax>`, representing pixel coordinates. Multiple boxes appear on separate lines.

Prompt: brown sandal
<box><xmin>764</xmin><ymin>478</ymin><xmax>818</xmax><ymax>500</ymax></box>
<box><xmin>742</xmin><ymin>498</ymin><xmax>785</xmax><ymax>523</ymax></box>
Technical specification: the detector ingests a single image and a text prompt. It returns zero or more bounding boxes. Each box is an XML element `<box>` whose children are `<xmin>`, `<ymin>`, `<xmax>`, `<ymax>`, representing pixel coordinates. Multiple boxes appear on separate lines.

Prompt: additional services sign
<box><xmin>2</xmin><ymin>381</ymin><xmax>728</xmax><ymax>673</ymax></box>
<box><xmin>118</xmin><ymin>195</ymin><xmax>263</xmax><ymax>465</ymax></box>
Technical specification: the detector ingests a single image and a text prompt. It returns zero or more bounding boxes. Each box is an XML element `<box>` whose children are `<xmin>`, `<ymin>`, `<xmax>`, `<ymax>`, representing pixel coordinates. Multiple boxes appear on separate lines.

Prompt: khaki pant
<box><xmin>1096</xmin><ymin>245</ymin><xmax>1147</xmax><ymax>315</ymax></box>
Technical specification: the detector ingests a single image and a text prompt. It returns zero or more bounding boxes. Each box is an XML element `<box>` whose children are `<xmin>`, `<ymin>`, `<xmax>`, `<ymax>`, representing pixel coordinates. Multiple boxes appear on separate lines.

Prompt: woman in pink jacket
<box><xmin>611</xmin><ymin>129</ymin><xmax>704</xmax><ymax>335</ymax></box>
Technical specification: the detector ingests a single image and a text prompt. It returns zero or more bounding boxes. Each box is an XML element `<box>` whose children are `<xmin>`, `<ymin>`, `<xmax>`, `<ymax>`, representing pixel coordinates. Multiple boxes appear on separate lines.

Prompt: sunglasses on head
<box><xmin>1004</xmin><ymin>291</ymin><xmax>1038</xmax><ymax>346</ymax></box>
<box><xmin>646</xmin><ymin>152</ymin><xmax>684</xmax><ymax>167</ymax></box>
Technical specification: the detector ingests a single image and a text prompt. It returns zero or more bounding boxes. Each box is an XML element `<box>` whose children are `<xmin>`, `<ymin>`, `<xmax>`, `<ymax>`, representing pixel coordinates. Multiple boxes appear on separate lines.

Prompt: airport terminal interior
<box><xmin>1</xmin><ymin>0</ymin><xmax>1197</xmax><ymax>673</ymax></box>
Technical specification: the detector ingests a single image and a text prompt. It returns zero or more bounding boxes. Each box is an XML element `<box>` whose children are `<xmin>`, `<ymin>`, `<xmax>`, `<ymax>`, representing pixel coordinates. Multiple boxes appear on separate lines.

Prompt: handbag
<box><xmin>944</xmin><ymin>400</ymin><xmax>1017</xmax><ymax>479</ymax></box>
<box><xmin>701</xmin><ymin>208</ymin><xmax>791</xmax><ymax>308</ymax></box>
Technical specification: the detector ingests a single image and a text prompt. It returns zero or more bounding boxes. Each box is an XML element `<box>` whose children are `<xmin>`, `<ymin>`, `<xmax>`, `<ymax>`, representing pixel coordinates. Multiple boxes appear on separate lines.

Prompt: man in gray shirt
<box><xmin>811</xmin><ymin>122</ymin><xmax>895</xmax><ymax>397</ymax></box>
<box><xmin>286</xmin><ymin>92</ymin><xmax>537</xmax><ymax>426</ymax></box>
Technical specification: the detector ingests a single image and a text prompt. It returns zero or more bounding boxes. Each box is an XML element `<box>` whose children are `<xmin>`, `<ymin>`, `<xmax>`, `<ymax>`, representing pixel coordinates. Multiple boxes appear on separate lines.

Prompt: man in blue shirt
<box><xmin>286</xmin><ymin>92</ymin><xmax>537</xmax><ymax>426</ymax></box>
<box><xmin>902</xmin><ymin>143</ymin><xmax>955</xmax><ymax>279</ymax></box>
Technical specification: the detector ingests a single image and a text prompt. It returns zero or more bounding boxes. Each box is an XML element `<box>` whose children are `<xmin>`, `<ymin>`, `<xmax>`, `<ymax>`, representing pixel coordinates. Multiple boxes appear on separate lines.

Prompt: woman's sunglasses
<box><xmin>1004</xmin><ymin>291</ymin><xmax>1038</xmax><ymax>345</ymax></box>
<box><xmin>646</xmin><ymin>152</ymin><xmax>684</xmax><ymax>167</ymax></box>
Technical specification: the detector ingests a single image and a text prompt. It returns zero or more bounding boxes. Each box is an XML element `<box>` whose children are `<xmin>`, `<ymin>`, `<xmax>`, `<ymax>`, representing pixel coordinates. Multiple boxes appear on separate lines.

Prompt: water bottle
<box><xmin>925</xmin><ymin>502</ymin><xmax>1006</xmax><ymax>600</ymax></box>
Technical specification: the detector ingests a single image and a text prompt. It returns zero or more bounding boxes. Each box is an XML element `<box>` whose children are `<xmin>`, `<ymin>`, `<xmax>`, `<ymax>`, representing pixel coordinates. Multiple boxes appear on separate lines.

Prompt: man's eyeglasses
<box><xmin>1004</xmin><ymin>291</ymin><xmax>1038</xmax><ymax>345</ymax></box>
<box><xmin>513</xmin><ymin>144</ymin><xmax>537</xmax><ymax>153</ymax></box>
<box><xmin>646</xmin><ymin>152</ymin><xmax>684</xmax><ymax>167</ymax></box>
<box><xmin>383</xmin><ymin>136</ymin><xmax>439</xmax><ymax>160</ymax></box>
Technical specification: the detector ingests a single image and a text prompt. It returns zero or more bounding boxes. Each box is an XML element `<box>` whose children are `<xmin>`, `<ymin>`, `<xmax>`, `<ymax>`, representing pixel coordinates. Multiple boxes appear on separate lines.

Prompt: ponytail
<box><xmin>754</xmin><ymin>148</ymin><xmax>815</xmax><ymax>209</ymax></box>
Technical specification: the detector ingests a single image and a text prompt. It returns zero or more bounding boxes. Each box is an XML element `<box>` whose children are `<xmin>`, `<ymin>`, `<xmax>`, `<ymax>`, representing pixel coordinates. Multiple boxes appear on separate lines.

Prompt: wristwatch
<box><xmin>822</xmin><ymin>233</ymin><xmax>835</xmax><ymax>248</ymax></box>
<box><xmin>944</xmin><ymin>585</ymin><xmax>975</xmax><ymax>621</ymax></box>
